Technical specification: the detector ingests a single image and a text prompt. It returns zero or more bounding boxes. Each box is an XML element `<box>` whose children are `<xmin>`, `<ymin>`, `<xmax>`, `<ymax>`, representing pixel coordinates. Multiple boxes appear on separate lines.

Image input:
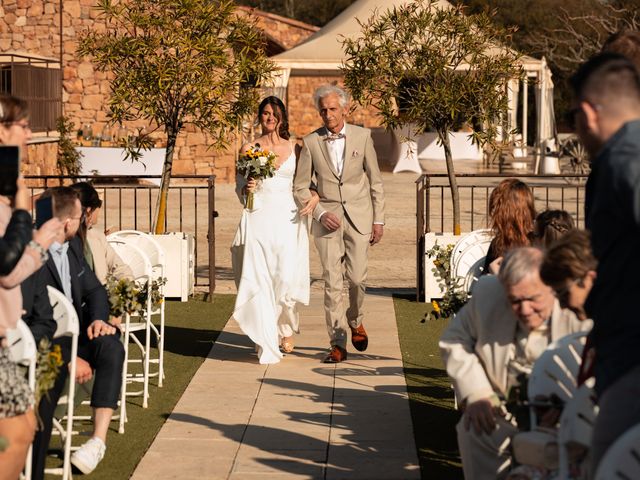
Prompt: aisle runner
<box><xmin>132</xmin><ymin>293</ymin><xmax>420</xmax><ymax>480</ymax></box>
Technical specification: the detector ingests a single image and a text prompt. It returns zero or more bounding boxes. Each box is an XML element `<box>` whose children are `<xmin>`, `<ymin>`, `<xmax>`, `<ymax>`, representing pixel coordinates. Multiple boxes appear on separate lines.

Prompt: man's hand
<box><xmin>87</xmin><ymin>319</ymin><xmax>116</xmax><ymax>340</ymax></box>
<box><xmin>370</xmin><ymin>224</ymin><xmax>383</xmax><ymax>245</ymax></box>
<box><xmin>75</xmin><ymin>357</ymin><xmax>93</xmax><ymax>384</ymax></box>
<box><xmin>464</xmin><ymin>397</ymin><xmax>504</xmax><ymax>435</ymax></box>
<box><xmin>320</xmin><ymin>212</ymin><xmax>341</xmax><ymax>232</ymax></box>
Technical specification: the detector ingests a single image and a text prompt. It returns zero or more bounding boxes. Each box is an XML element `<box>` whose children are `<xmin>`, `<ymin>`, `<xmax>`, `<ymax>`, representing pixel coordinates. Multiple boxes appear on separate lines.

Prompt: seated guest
<box><xmin>540</xmin><ymin>229</ymin><xmax>597</xmax><ymax>321</ymax></box>
<box><xmin>483</xmin><ymin>179</ymin><xmax>536</xmax><ymax>273</ymax></box>
<box><xmin>531</xmin><ymin>210</ymin><xmax>575</xmax><ymax>249</ymax></box>
<box><xmin>33</xmin><ymin>186</ymin><xmax>124</xmax><ymax>476</ymax></box>
<box><xmin>70</xmin><ymin>182</ymin><xmax>133</xmax><ymax>285</ymax></box>
<box><xmin>440</xmin><ymin>247</ymin><xmax>589</xmax><ymax>479</ymax></box>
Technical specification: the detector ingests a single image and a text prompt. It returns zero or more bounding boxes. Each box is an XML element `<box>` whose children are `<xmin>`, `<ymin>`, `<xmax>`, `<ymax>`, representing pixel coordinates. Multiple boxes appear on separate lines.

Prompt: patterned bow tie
<box><xmin>324</xmin><ymin>133</ymin><xmax>346</xmax><ymax>142</ymax></box>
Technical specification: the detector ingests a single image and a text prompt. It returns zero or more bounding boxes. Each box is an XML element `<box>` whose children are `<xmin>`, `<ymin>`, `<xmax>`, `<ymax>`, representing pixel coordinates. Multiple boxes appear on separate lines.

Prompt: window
<box><xmin>0</xmin><ymin>53</ymin><xmax>62</xmax><ymax>134</ymax></box>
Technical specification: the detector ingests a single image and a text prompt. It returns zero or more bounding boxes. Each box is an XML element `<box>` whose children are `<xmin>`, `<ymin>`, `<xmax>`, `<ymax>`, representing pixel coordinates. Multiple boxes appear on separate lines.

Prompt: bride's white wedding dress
<box><xmin>231</xmin><ymin>149</ymin><xmax>310</xmax><ymax>364</ymax></box>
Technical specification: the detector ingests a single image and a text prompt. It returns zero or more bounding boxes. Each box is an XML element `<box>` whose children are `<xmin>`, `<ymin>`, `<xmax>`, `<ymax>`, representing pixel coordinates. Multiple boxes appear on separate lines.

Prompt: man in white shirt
<box><xmin>293</xmin><ymin>84</ymin><xmax>386</xmax><ymax>363</ymax></box>
<box><xmin>440</xmin><ymin>247</ymin><xmax>589</xmax><ymax>479</ymax></box>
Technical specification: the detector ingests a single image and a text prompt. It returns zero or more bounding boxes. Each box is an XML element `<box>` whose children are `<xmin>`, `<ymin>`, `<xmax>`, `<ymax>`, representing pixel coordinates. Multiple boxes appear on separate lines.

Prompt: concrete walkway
<box><xmin>132</xmin><ymin>292</ymin><xmax>420</xmax><ymax>479</ymax></box>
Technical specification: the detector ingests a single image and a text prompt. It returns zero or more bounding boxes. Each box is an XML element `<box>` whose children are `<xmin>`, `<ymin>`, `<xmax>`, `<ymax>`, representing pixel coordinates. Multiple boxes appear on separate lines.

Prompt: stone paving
<box><xmin>132</xmin><ymin>292</ymin><xmax>420</xmax><ymax>480</ymax></box>
<box><xmin>132</xmin><ymin>163</ymin><xmax>487</xmax><ymax>479</ymax></box>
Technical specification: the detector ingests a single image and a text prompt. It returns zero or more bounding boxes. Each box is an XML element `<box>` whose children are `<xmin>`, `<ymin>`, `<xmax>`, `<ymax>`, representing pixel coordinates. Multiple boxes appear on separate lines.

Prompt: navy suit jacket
<box><xmin>37</xmin><ymin>236</ymin><xmax>109</xmax><ymax>331</ymax></box>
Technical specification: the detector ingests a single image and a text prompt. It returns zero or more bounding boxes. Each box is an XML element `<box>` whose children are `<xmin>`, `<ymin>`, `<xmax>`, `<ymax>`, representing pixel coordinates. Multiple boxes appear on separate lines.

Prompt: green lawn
<box><xmin>393</xmin><ymin>295</ymin><xmax>463</xmax><ymax>480</ymax></box>
<box><xmin>46</xmin><ymin>294</ymin><xmax>235</xmax><ymax>480</ymax></box>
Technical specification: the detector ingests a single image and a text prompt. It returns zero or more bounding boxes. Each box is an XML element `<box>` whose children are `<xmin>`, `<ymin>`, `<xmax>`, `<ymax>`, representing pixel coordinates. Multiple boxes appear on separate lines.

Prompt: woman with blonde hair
<box><xmin>484</xmin><ymin>178</ymin><xmax>536</xmax><ymax>273</ymax></box>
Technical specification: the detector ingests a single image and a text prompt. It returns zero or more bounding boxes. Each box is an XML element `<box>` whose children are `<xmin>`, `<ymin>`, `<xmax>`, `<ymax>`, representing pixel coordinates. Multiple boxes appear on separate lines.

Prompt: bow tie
<box><xmin>324</xmin><ymin>133</ymin><xmax>346</xmax><ymax>142</ymax></box>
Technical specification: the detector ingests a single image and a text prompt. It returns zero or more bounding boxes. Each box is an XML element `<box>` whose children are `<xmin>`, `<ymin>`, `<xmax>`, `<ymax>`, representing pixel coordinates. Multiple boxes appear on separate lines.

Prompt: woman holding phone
<box><xmin>0</xmin><ymin>94</ymin><xmax>62</xmax><ymax>479</ymax></box>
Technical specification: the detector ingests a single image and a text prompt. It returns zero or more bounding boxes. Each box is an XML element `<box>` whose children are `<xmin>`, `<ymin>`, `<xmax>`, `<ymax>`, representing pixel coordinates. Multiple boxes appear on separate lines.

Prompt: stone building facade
<box><xmin>0</xmin><ymin>2</ymin><xmax>387</xmax><ymax>182</ymax></box>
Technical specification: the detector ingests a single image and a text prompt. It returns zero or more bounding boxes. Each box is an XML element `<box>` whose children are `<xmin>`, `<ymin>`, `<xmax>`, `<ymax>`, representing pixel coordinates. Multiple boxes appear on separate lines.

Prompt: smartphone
<box><xmin>0</xmin><ymin>145</ymin><xmax>20</xmax><ymax>197</ymax></box>
<box><xmin>35</xmin><ymin>196</ymin><xmax>53</xmax><ymax>229</ymax></box>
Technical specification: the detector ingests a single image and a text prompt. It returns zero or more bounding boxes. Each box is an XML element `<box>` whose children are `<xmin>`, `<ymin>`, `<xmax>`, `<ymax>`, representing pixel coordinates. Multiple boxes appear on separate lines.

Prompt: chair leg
<box><xmin>142</xmin><ymin>310</ymin><xmax>151</xmax><ymax>409</ymax></box>
<box><xmin>119</xmin><ymin>319</ymin><xmax>130</xmax><ymax>434</ymax></box>
<box><xmin>158</xmin><ymin>306</ymin><xmax>165</xmax><ymax>387</ymax></box>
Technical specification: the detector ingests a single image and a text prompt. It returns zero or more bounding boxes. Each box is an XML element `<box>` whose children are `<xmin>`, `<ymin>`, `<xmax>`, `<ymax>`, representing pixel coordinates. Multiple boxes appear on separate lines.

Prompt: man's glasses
<box><xmin>554</xmin><ymin>277</ymin><xmax>584</xmax><ymax>306</ymax></box>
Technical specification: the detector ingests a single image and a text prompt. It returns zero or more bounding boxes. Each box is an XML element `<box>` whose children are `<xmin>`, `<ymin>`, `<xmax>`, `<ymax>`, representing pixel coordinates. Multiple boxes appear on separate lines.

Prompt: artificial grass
<box><xmin>393</xmin><ymin>295</ymin><xmax>463</xmax><ymax>480</ymax></box>
<box><xmin>45</xmin><ymin>294</ymin><xmax>235</xmax><ymax>480</ymax></box>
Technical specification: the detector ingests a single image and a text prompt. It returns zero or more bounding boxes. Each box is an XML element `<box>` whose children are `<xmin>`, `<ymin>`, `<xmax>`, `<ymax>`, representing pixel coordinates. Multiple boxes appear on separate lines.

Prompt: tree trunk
<box><xmin>153</xmin><ymin>128</ymin><xmax>178</xmax><ymax>234</ymax></box>
<box><xmin>439</xmin><ymin>129</ymin><xmax>461</xmax><ymax>235</ymax></box>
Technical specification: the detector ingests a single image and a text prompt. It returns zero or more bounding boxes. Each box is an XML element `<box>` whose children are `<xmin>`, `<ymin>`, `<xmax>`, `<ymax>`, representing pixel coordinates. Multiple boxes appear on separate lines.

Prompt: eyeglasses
<box><xmin>565</xmin><ymin>102</ymin><xmax>603</xmax><ymax>130</ymax></box>
<box><xmin>3</xmin><ymin>121</ymin><xmax>31</xmax><ymax>131</ymax></box>
<box><xmin>554</xmin><ymin>277</ymin><xmax>585</xmax><ymax>305</ymax></box>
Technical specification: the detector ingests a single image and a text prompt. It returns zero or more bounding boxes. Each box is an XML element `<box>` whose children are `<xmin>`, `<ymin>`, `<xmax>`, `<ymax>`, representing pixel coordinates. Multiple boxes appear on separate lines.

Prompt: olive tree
<box><xmin>78</xmin><ymin>0</ymin><xmax>275</xmax><ymax>233</ymax></box>
<box><xmin>342</xmin><ymin>0</ymin><xmax>522</xmax><ymax>234</ymax></box>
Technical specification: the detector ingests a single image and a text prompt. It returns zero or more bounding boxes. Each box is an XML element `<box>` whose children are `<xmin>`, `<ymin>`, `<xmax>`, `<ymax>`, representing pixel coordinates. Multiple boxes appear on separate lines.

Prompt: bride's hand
<box><xmin>300</xmin><ymin>190</ymin><xmax>319</xmax><ymax>216</ymax></box>
<box><xmin>244</xmin><ymin>178</ymin><xmax>257</xmax><ymax>194</ymax></box>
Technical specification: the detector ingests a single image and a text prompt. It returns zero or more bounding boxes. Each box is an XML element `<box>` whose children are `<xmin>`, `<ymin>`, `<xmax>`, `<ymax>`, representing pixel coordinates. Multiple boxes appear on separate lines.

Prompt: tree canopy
<box><xmin>78</xmin><ymin>0</ymin><xmax>275</xmax><ymax>232</ymax></box>
<box><xmin>342</xmin><ymin>0</ymin><xmax>522</xmax><ymax>234</ymax></box>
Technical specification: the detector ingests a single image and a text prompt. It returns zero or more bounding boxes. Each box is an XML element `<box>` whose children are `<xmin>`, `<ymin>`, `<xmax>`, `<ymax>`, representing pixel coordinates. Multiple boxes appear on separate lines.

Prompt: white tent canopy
<box><xmin>272</xmin><ymin>0</ymin><xmax>555</xmax><ymax>163</ymax></box>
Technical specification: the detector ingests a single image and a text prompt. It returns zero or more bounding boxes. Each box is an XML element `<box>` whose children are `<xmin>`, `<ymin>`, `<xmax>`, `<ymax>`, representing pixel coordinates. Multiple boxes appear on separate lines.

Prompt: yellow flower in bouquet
<box><xmin>236</xmin><ymin>144</ymin><xmax>277</xmax><ymax>210</ymax></box>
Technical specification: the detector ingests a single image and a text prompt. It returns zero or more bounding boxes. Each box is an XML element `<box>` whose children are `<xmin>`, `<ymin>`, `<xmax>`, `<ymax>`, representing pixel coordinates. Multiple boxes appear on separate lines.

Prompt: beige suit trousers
<box><xmin>456</xmin><ymin>415</ymin><xmax>518</xmax><ymax>480</ymax></box>
<box><xmin>314</xmin><ymin>216</ymin><xmax>370</xmax><ymax>349</ymax></box>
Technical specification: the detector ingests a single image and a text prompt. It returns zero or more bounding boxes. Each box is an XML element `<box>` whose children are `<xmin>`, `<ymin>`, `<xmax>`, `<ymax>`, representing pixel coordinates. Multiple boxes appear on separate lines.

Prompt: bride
<box><xmin>231</xmin><ymin>96</ymin><xmax>318</xmax><ymax>364</ymax></box>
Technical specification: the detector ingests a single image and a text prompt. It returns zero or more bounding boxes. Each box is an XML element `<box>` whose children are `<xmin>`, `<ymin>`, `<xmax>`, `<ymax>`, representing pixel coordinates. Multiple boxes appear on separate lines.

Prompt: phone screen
<box><xmin>35</xmin><ymin>196</ymin><xmax>53</xmax><ymax>229</ymax></box>
<box><xmin>0</xmin><ymin>146</ymin><xmax>20</xmax><ymax>197</ymax></box>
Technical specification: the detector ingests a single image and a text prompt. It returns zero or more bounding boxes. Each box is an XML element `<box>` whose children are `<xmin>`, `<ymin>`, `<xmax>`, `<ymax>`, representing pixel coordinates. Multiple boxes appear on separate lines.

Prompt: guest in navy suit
<box><xmin>31</xmin><ymin>186</ymin><xmax>124</xmax><ymax>477</ymax></box>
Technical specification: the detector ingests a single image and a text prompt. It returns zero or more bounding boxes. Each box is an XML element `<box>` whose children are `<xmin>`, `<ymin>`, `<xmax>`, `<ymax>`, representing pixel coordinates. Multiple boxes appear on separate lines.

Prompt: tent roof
<box><xmin>272</xmin><ymin>0</ymin><xmax>545</xmax><ymax>72</ymax></box>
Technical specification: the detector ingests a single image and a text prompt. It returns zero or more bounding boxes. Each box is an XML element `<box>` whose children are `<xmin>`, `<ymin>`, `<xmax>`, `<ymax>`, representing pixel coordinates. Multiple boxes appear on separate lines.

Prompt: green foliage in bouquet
<box><xmin>107</xmin><ymin>274</ymin><xmax>167</xmax><ymax>318</ymax></box>
<box><xmin>425</xmin><ymin>243</ymin><xmax>468</xmax><ymax>321</ymax></box>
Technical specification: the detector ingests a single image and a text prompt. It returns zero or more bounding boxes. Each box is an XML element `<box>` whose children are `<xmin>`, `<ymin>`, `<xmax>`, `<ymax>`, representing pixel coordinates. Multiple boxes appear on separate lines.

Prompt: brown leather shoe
<box><xmin>350</xmin><ymin>324</ymin><xmax>369</xmax><ymax>352</ymax></box>
<box><xmin>323</xmin><ymin>345</ymin><xmax>347</xmax><ymax>363</ymax></box>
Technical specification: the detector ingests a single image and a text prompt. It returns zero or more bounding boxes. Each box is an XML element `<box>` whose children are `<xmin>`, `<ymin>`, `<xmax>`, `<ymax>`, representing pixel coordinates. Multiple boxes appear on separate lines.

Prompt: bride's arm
<box><xmin>294</xmin><ymin>143</ymin><xmax>320</xmax><ymax>216</ymax></box>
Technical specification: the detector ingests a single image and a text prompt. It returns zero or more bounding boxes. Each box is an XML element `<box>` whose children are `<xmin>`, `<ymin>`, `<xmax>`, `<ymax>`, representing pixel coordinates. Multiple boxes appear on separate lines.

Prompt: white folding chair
<box><xmin>6</xmin><ymin>319</ymin><xmax>37</xmax><ymax>480</ymax></box>
<box><xmin>557</xmin><ymin>378</ymin><xmax>598</xmax><ymax>479</ymax></box>
<box><xmin>108</xmin><ymin>239</ymin><xmax>153</xmax><ymax>425</ymax></box>
<box><xmin>108</xmin><ymin>230</ymin><xmax>166</xmax><ymax>387</ymax></box>
<box><xmin>528</xmin><ymin>332</ymin><xmax>588</xmax><ymax>429</ymax></box>
<box><xmin>595</xmin><ymin>422</ymin><xmax>640</xmax><ymax>480</ymax></box>
<box><xmin>450</xmin><ymin>229</ymin><xmax>492</xmax><ymax>294</ymax></box>
<box><xmin>45</xmin><ymin>286</ymin><xmax>80</xmax><ymax>480</ymax></box>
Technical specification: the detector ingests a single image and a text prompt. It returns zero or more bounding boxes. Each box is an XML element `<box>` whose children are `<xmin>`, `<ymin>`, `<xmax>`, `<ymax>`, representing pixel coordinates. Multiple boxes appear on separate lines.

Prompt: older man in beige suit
<box><xmin>294</xmin><ymin>85</ymin><xmax>385</xmax><ymax>363</ymax></box>
<box><xmin>440</xmin><ymin>247</ymin><xmax>591</xmax><ymax>479</ymax></box>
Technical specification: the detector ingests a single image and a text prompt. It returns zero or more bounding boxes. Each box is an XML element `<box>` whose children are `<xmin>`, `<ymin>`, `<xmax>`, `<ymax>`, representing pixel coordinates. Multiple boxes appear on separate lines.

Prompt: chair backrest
<box><xmin>528</xmin><ymin>332</ymin><xmax>587</xmax><ymax>407</ymax></box>
<box><xmin>450</xmin><ymin>229</ymin><xmax>492</xmax><ymax>293</ymax></box>
<box><xmin>5</xmin><ymin>319</ymin><xmax>37</xmax><ymax>365</ymax></box>
<box><xmin>107</xmin><ymin>230</ymin><xmax>165</xmax><ymax>277</ymax></box>
<box><xmin>107</xmin><ymin>239</ymin><xmax>152</xmax><ymax>284</ymax></box>
<box><xmin>47</xmin><ymin>286</ymin><xmax>80</xmax><ymax>338</ymax></box>
<box><xmin>557</xmin><ymin>378</ymin><xmax>599</xmax><ymax>479</ymax></box>
<box><xmin>595</xmin><ymin>422</ymin><xmax>640</xmax><ymax>480</ymax></box>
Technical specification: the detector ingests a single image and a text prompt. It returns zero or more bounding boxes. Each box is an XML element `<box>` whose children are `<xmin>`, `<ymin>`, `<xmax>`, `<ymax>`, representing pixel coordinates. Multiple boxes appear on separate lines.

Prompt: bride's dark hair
<box><xmin>258</xmin><ymin>96</ymin><xmax>290</xmax><ymax>140</ymax></box>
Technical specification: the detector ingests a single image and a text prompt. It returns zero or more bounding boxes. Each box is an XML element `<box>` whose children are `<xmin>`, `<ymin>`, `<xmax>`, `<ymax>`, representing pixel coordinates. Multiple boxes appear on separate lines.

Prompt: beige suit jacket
<box><xmin>439</xmin><ymin>275</ymin><xmax>592</xmax><ymax>405</ymax></box>
<box><xmin>293</xmin><ymin>124</ymin><xmax>385</xmax><ymax>236</ymax></box>
<box><xmin>87</xmin><ymin>228</ymin><xmax>134</xmax><ymax>285</ymax></box>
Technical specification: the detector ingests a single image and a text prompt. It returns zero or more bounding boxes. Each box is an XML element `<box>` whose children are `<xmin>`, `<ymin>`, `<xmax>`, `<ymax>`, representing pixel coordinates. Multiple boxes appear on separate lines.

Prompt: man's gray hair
<box><xmin>313</xmin><ymin>84</ymin><xmax>350</xmax><ymax>110</ymax></box>
<box><xmin>498</xmin><ymin>247</ymin><xmax>544</xmax><ymax>287</ymax></box>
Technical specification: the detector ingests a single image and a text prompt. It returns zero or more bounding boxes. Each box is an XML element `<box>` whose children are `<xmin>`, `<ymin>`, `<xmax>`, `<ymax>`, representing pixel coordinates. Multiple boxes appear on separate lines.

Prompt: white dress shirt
<box><xmin>326</xmin><ymin>125</ymin><xmax>346</xmax><ymax>176</ymax></box>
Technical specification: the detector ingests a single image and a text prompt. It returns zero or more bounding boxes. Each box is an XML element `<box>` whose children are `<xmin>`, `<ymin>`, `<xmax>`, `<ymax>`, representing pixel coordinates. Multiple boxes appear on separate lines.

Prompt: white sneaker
<box><xmin>71</xmin><ymin>437</ymin><xmax>106</xmax><ymax>474</ymax></box>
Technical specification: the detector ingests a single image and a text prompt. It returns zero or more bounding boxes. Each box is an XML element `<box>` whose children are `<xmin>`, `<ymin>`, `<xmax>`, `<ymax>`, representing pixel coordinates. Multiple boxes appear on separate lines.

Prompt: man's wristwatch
<box><xmin>28</xmin><ymin>240</ymin><xmax>49</xmax><ymax>263</ymax></box>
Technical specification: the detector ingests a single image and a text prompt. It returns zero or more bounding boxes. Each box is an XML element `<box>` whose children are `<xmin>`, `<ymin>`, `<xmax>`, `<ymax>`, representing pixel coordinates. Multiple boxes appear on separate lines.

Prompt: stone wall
<box><xmin>0</xmin><ymin>2</ymin><xmax>321</xmax><ymax>183</ymax></box>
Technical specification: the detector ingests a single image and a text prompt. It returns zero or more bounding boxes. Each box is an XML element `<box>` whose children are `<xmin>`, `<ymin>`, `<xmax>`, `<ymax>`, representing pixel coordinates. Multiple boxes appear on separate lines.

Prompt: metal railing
<box><xmin>415</xmin><ymin>173</ymin><xmax>589</xmax><ymax>301</ymax></box>
<box><xmin>25</xmin><ymin>174</ymin><xmax>217</xmax><ymax>299</ymax></box>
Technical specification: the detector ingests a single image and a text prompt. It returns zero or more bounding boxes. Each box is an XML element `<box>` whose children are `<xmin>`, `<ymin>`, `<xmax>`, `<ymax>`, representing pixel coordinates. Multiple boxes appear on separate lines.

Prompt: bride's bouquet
<box><xmin>236</xmin><ymin>144</ymin><xmax>277</xmax><ymax>210</ymax></box>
